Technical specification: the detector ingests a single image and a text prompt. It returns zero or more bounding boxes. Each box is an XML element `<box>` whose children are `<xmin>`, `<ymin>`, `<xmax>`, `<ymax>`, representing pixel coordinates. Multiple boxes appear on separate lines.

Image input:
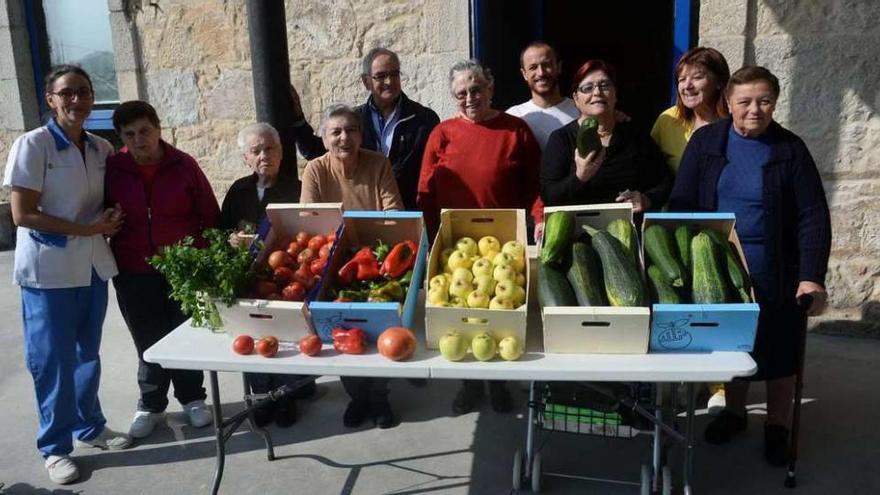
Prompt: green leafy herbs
<box><xmin>149</xmin><ymin>228</ymin><xmax>257</xmax><ymax>329</ymax></box>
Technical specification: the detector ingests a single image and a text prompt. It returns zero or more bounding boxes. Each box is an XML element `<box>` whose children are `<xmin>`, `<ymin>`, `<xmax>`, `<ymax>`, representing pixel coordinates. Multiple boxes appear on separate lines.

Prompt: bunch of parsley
<box><xmin>149</xmin><ymin>228</ymin><xmax>256</xmax><ymax>329</ymax></box>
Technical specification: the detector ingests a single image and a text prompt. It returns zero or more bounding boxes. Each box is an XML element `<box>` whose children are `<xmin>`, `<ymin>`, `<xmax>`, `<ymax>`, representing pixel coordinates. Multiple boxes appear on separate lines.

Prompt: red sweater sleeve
<box><xmin>417</xmin><ymin>126</ymin><xmax>443</xmax><ymax>239</ymax></box>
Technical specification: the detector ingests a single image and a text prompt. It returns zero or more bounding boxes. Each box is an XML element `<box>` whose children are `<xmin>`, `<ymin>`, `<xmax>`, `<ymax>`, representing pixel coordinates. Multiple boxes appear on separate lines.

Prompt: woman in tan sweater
<box><xmin>300</xmin><ymin>104</ymin><xmax>402</xmax><ymax>429</ymax></box>
<box><xmin>300</xmin><ymin>104</ymin><xmax>402</xmax><ymax>211</ymax></box>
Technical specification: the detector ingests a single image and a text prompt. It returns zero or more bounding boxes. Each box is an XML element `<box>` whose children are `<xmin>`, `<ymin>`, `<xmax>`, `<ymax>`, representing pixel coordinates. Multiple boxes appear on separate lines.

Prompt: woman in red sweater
<box><xmin>105</xmin><ymin>101</ymin><xmax>220</xmax><ymax>440</ymax></box>
<box><xmin>417</xmin><ymin>59</ymin><xmax>542</xmax><ymax>415</ymax></box>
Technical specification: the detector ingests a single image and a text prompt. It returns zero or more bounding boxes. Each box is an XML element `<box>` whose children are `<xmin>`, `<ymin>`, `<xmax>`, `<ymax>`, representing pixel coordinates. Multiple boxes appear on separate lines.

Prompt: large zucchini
<box><xmin>584</xmin><ymin>226</ymin><xmax>647</xmax><ymax>307</ymax></box>
<box><xmin>647</xmin><ymin>265</ymin><xmax>683</xmax><ymax>304</ymax></box>
<box><xmin>644</xmin><ymin>224</ymin><xmax>685</xmax><ymax>287</ymax></box>
<box><xmin>674</xmin><ymin>224</ymin><xmax>695</xmax><ymax>274</ymax></box>
<box><xmin>576</xmin><ymin>117</ymin><xmax>601</xmax><ymax>158</ymax></box>
<box><xmin>538</xmin><ymin>261</ymin><xmax>578</xmax><ymax>307</ymax></box>
<box><xmin>541</xmin><ymin>211</ymin><xmax>575</xmax><ymax>266</ymax></box>
<box><xmin>606</xmin><ymin>218</ymin><xmax>639</xmax><ymax>269</ymax></box>
<box><xmin>690</xmin><ymin>233</ymin><xmax>731</xmax><ymax>304</ymax></box>
<box><xmin>566</xmin><ymin>240</ymin><xmax>607</xmax><ymax>306</ymax></box>
<box><xmin>701</xmin><ymin>229</ymin><xmax>751</xmax><ymax>303</ymax></box>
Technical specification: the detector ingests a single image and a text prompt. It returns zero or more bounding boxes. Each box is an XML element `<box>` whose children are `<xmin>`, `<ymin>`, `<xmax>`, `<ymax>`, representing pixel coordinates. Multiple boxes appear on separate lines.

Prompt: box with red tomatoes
<box><xmin>218</xmin><ymin>203</ymin><xmax>343</xmax><ymax>343</ymax></box>
<box><xmin>309</xmin><ymin>210</ymin><xmax>428</xmax><ymax>343</ymax></box>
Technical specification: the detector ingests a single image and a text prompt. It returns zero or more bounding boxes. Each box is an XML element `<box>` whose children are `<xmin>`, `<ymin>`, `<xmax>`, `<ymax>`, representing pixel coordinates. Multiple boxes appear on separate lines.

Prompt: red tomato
<box><xmin>298</xmin><ymin>334</ymin><xmax>322</xmax><ymax>356</ymax></box>
<box><xmin>232</xmin><ymin>335</ymin><xmax>254</xmax><ymax>355</ymax></box>
<box><xmin>293</xmin><ymin>265</ymin><xmax>314</xmax><ymax>289</ymax></box>
<box><xmin>326</xmin><ymin>230</ymin><xmax>337</xmax><ymax>243</ymax></box>
<box><xmin>376</xmin><ymin>327</ymin><xmax>417</xmax><ymax>361</ymax></box>
<box><xmin>310</xmin><ymin>257</ymin><xmax>327</xmax><ymax>276</ymax></box>
<box><xmin>273</xmin><ymin>266</ymin><xmax>295</xmax><ymax>285</ymax></box>
<box><xmin>255</xmin><ymin>336</ymin><xmax>279</xmax><ymax>357</ymax></box>
<box><xmin>255</xmin><ymin>280</ymin><xmax>278</xmax><ymax>299</ymax></box>
<box><xmin>295</xmin><ymin>231</ymin><xmax>310</xmax><ymax>244</ymax></box>
<box><xmin>318</xmin><ymin>244</ymin><xmax>332</xmax><ymax>260</ymax></box>
<box><xmin>268</xmin><ymin>250</ymin><xmax>293</xmax><ymax>270</ymax></box>
<box><xmin>286</xmin><ymin>241</ymin><xmax>302</xmax><ymax>259</ymax></box>
<box><xmin>297</xmin><ymin>248</ymin><xmax>316</xmax><ymax>266</ymax></box>
<box><xmin>307</xmin><ymin>235</ymin><xmax>326</xmax><ymax>252</ymax></box>
<box><xmin>282</xmin><ymin>282</ymin><xmax>306</xmax><ymax>302</ymax></box>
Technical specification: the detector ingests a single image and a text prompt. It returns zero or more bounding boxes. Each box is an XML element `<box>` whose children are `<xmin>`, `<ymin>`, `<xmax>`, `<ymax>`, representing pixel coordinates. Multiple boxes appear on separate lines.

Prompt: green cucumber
<box><xmin>701</xmin><ymin>229</ymin><xmax>751</xmax><ymax>303</ymax></box>
<box><xmin>584</xmin><ymin>225</ymin><xmax>647</xmax><ymax>307</ymax></box>
<box><xmin>566</xmin><ymin>240</ymin><xmax>607</xmax><ymax>306</ymax></box>
<box><xmin>644</xmin><ymin>224</ymin><xmax>686</xmax><ymax>287</ymax></box>
<box><xmin>541</xmin><ymin>211</ymin><xmax>575</xmax><ymax>267</ymax></box>
<box><xmin>674</xmin><ymin>224</ymin><xmax>695</xmax><ymax>274</ymax></box>
<box><xmin>606</xmin><ymin>218</ymin><xmax>639</xmax><ymax>269</ymax></box>
<box><xmin>691</xmin><ymin>233</ymin><xmax>732</xmax><ymax>304</ymax></box>
<box><xmin>576</xmin><ymin>118</ymin><xmax>601</xmax><ymax>158</ymax></box>
<box><xmin>538</xmin><ymin>261</ymin><xmax>578</xmax><ymax>307</ymax></box>
<box><xmin>647</xmin><ymin>265</ymin><xmax>683</xmax><ymax>304</ymax></box>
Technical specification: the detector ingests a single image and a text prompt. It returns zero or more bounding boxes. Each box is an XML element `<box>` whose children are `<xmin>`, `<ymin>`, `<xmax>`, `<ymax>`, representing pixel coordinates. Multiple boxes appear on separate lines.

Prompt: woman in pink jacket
<box><xmin>105</xmin><ymin>101</ymin><xmax>220</xmax><ymax>439</ymax></box>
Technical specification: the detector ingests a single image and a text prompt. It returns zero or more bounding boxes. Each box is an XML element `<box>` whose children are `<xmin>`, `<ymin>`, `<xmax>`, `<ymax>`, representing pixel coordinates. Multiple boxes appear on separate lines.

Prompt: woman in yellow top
<box><xmin>651</xmin><ymin>47</ymin><xmax>731</xmax><ymax>414</ymax></box>
<box><xmin>651</xmin><ymin>47</ymin><xmax>731</xmax><ymax>174</ymax></box>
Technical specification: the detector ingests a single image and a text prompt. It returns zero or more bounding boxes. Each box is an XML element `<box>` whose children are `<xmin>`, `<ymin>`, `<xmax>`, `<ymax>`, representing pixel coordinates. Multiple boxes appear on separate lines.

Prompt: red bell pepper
<box><xmin>381</xmin><ymin>240</ymin><xmax>418</xmax><ymax>279</ymax></box>
<box><xmin>331</xmin><ymin>327</ymin><xmax>366</xmax><ymax>354</ymax></box>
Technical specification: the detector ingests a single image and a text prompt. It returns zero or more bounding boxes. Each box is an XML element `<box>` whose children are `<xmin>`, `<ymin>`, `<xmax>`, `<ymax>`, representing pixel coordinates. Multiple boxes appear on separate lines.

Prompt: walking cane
<box><xmin>785</xmin><ymin>294</ymin><xmax>814</xmax><ymax>488</ymax></box>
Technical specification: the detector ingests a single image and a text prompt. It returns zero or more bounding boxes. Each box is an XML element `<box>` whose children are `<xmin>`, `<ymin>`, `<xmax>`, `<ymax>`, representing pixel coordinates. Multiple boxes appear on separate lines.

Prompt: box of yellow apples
<box><xmin>424</xmin><ymin>209</ymin><xmax>529</xmax><ymax>350</ymax></box>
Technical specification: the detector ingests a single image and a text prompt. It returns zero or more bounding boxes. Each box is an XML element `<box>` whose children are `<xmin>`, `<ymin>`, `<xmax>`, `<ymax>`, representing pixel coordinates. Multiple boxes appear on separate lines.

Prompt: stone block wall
<box><xmin>700</xmin><ymin>0</ymin><xmax>880</xmax><ymax>316</ymax></box>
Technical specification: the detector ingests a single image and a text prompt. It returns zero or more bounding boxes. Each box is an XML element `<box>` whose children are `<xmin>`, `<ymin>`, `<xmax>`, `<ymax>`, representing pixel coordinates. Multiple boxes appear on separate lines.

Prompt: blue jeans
<box><xmin>21</xmin><ymin>271</ymin><xmax>108</xmax><ymax>457</ymax></box>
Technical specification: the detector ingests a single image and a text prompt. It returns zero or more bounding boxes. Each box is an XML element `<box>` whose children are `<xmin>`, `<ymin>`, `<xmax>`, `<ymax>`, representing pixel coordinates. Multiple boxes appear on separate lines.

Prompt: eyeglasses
<box><xmin>49</xmin><ymin>88</ymin><xmax>94</xmax><ymax>100</ymax></box>
<box><xmin>369</xmin><ymin>71</ymin><xmax>401</xmax><ymax>83</ymax></box>
<box><xmin>453</xmin><ymin>86</ymin><xmax>486</xmax><ymax>101</ymax></box>
<box><xmin>577</xmin><ymin>81</ymin><xmax>614</xmax><ymax>94</ymax></box>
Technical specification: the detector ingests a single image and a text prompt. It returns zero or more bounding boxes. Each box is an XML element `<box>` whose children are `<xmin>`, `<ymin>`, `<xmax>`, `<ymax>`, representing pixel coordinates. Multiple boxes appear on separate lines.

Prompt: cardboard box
<box><xmin>643</xmin><ymin>213</ymin><xmax>760</xmax><ymax>353</ymax></box>
<box><xmin>424</xmin><ymin>209</ymin><xmax>529</xmax><ymax>349</ymax></box>
<box><xmin>541</xmin><ymin>204</ymin><xmax>651</xmax><ymax>354</ymax></box>
<box><xmin>309</xmin><ymin>210</ymin><xmax>428</xmax><ymax>343</ymax></box>
<box><xmin>219</xmin><ymin>203</ymin><xmax>343</xmax><ymax>343</ymax></box>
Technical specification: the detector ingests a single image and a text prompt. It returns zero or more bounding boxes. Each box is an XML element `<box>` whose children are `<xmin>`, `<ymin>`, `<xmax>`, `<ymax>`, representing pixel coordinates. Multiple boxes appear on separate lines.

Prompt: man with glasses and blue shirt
<box><xmin>291</xmin><ymin>47</ymin><xmax>440</xmax><ymax>211</ymax></box>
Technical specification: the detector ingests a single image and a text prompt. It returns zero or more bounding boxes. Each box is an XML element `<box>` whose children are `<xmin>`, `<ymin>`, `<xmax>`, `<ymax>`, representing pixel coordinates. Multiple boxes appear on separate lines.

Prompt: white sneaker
<box><xmin>707</xmin><ymin>389</ymin><xmax>727</xmax><ymax>416</ymax></box>
<box><xmin>183</xmin><ymin>400</ymin><xmax>212</xmax><ymax>428</ymax></box>
<box><xmin>45</xmin><ymin>455</ymin><xmax>79</xmax><ymax>484</ymax></box>
<box><xmin>75</xmin><ymin>427</ymin><xmax>133</xmax><ymax>450</ymax></box>
<box><xmin>129</xmin><ymin>410</ymin><xmax>166</xmax><ymax>438</ymax></box>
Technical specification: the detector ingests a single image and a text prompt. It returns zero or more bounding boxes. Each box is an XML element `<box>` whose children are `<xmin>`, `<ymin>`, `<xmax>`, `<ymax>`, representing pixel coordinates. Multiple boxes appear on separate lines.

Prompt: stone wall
<box><xmin>700</xmin><ymin>0</ymin><xmax>880</xmax><ymax>317</ymax></box>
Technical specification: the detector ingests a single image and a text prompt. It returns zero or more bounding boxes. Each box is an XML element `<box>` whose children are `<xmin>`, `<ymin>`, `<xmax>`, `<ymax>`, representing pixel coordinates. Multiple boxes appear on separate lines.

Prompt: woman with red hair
<box><xmin>541</xmin><ymin>59</ymin><xmax>671</xmax><ymax>213</ymax></box>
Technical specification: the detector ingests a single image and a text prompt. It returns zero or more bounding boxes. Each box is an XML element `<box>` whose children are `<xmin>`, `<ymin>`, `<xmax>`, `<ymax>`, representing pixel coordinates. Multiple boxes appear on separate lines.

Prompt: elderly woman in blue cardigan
<box><xmin>668</xmin><ymin>66</ymin><xmax>831</xmax><ymax>467</ymax></box>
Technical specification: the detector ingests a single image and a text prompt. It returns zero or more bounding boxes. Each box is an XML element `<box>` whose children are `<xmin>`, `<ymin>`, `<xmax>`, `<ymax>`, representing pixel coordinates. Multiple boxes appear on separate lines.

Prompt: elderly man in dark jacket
<box><xmin>290</xmin><ymin>47</ymin><xmax>440</xmax><ymax>211</ymax></box>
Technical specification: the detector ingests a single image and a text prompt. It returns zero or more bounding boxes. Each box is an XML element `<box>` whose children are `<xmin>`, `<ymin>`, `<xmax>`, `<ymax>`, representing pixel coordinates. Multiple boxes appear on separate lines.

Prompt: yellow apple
<box><xmin>502</xmin><ymin>240</ymin><xmax>525</xmax><ymax>259</ymax></box>
<box><xmin>498</xmin><ymin>336</ymin><xmax>524</xmax><ymax>361</ymax></box>
<box><xmin>449</xmin><ymin>296</ymin><xmax>467</xmax><ymax>308</ymax></box>
<box><xmin>449</xmin><ymin>277</ymin><xmax>473</xmax><ymax>299</ymax></box>
<box><xmin>440</xmin><ymin>247</ymin><xmax>455</xmax><ymax>268</ymax></box>
<box><xmin>466</xmin><ymin>290</ymin><xmax>490</xmax><ymax>309</ymax></box>
<box><xmin>477</xmin><ymin>236</ymin><xmax>501</xmax><ymax>256</ymax></box>
<box><xmin>471</xmin><ymin>258</ymin><xmax>494</xmax><ymax>277</ymax></box>
<box><xmin>489</xmin><ymin>296</ymin><xmax>514</xmax><ymax>310</ymax></box>
<box><xmin>511</xmin><ymin>284</ymin><xmax>526</xmax><ymax>307</ymax></box>
<box><xmin>495</xmin><ymin>279</ymin><xmax>517</xmax><ymax>302</ymax></box>
<box><xmin>430</xmin><ymin>274</ymin><xmax>450</xmax><ymax>291</ymax></box>
<box><xmin>455</xmin><ymin>237</ymin><xmax>478</xmax><ymax>257</ymax></box>
<box><xmin>471</xmin><ymin>332</ymin><xmax>497</xmax><ymax>361</ymax></box>
<box><xmin>492</xmin><ymin>252</ymin><xmax>514</xmax><ymax>267</ymax></box>
<box><xmin>439</xmin><ymin>331</ymin><xmax>469</xmax><ymax>361</ymax></box>
<box><xmin>451</xmin><ymin>267</ymin><xmax>474</xmax><ymax>284</ymax></box>
<box><xmin>515</xmin><ymin>272</ymin><xmax>526</xmax><ymax>288</ymax></box>
<box><xmin>493</xmin><ymin>263</ymin><xmax>516</xmax><ymax>282</ymax></box>
<box><xmin>473</xmin><ymin>274</ymin><xmax>497</xmax><ymax>296</ymax></box>
<box><xmin>448</xmin><ymin>250</ymin><xmax>473</xmax><ymax>271</ymax></box>
<box><xmin>510</xmin><ymin>255</ymin><xmax>526</xmax><ymax>274</ymax></box>
<box><xmin>428</xmin><ymin>287</ymin><xmax>449</xmax><ymax>305</ymax></box>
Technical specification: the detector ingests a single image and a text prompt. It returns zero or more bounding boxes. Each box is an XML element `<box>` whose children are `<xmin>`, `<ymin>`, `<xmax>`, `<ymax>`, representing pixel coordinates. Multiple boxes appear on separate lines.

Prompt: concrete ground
<box><xmin>0</xmin><ymin>248</ymin><xmax>878</xmax><ymax>495</ymax></box>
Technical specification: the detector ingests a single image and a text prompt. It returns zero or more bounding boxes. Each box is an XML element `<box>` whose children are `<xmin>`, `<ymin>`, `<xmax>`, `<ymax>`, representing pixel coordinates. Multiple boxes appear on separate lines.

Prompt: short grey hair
<box><xmin>448</xmin><ymin>59</ymin><xmax>494</xmax><ymax>91</ymax></box>
<box><xmin>361</xmin><ymin>47</ymin><xmax>400</xmax><ymax>77</ymax></box>
<box><xmin>237</xmin><ymin>122</ymin><xmax>280</xmax><ymax>151</ymax></box>
<box><xmin>318</xmin><ymin>103</ymin><xmax>362</xmax><ymax>136</ymax></box>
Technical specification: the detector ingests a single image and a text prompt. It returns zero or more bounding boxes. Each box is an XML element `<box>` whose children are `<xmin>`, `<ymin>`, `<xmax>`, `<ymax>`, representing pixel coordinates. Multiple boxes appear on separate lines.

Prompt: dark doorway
<box><xmin>473</xmin><ymin>0</ymin><xmax>678</xmax><ymax>135</ymax></box>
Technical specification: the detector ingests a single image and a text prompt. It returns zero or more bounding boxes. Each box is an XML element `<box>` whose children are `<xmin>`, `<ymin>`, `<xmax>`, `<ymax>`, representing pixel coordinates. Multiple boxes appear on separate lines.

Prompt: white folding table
<box><xmin>145</xmin><ymin>297</ymin><xmax>755</xmax><ymax>495</ymax></box>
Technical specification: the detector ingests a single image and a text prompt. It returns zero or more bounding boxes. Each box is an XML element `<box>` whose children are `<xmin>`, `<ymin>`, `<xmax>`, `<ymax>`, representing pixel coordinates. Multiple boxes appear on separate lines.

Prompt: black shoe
<box><xmin>489</xmin><ymin>382</ymin><xmax>513</xmax><ymax>413</ymax></box>
<box><xmin>274</xmin><ymin>398</ymin><xmax>297</xmax><ymax>428</ymax></box>
<box><xmin>452</xmin><ymin>381</ymin><xmax>484</xmax><ymax>415</ymax></box>
<box><xmin>251</xmin><ymin>402</ymin><xmax>274</xmax><ymax>428</ymax></box>
<box><xmin>370</xmin><ymin>397</ymin><xmax>395</xmax><ymax>429</ymax></box>
<box><xmin>764</xmin><ymin>424</ymin><xmax>790</xmax><ymax>467</ymax></box>
<box><xmin>291</xmin><ymin>380</ymin><xmax>317</xmax><ymax>400</ymax></box>
<box><xmin>704</xmin><ymin>409</ymin><xmax>747</xmax><ymax>445</ymax></box>
<box><xmin>343</xmin><ymin>400</ymin><xmax>370</xmax><ymax>428</ymax></box>
<box><xmin>407</xmin><ymin>378</ymin><xmax>428</xmax><ymax>388</ymax></box>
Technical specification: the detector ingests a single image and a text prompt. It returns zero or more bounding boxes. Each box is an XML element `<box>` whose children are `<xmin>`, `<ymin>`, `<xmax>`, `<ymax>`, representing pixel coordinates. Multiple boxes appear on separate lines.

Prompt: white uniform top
<box><xmin>3</xmin><ymin>119</ymin><xmax>118</xmax><ymax>289</ymax></box>
<box><xmin>507</xmin><ymin>97</ymin><xmax>580</xmax><ymax>150</ymax></box>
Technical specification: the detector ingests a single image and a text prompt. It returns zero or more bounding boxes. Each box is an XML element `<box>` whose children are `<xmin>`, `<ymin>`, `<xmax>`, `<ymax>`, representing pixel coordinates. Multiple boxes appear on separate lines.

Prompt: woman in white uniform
<box><xmin>3</xmin><ymin>65</ymin><xmax>132</xmax><ymax>485</ymax></box>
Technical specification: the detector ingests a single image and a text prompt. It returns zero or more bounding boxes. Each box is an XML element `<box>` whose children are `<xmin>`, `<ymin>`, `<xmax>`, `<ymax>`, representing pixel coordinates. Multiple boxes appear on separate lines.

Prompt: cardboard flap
<box><xmin>265</xmin><ymin>203</ymin><xmax>344</xmax><ymax>237</ymax></box>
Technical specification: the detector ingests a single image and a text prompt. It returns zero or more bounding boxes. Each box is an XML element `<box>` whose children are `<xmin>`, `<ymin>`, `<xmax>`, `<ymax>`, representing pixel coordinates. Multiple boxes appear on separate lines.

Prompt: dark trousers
<box><xmin>340</xmin><ymin>376</ymin><xmax>390</xmax><ymax>404</ymax></box>
<box><xmin>114</xmin><ymin>272</ymin><xmax>206</xmax><ymax>412</ymax></box>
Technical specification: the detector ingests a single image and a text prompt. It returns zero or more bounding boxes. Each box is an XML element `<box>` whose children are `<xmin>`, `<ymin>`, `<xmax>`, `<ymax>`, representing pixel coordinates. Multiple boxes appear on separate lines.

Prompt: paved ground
<box><xmin>0</xmin><ymin>249</ymin><xmax>878</xmax><ymax>495</ymax></box>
